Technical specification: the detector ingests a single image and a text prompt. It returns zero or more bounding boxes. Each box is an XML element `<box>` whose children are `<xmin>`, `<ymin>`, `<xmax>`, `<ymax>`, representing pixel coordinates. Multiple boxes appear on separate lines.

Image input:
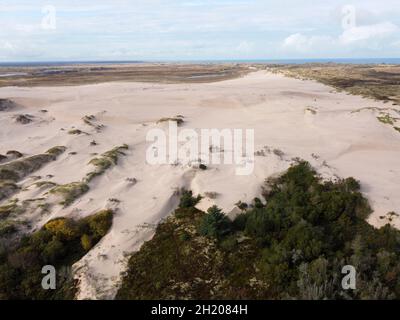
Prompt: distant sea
<box><xmin>0</xmin><ymin>58</ymin><xmax>399</xmax><ymax>67</ymax></box>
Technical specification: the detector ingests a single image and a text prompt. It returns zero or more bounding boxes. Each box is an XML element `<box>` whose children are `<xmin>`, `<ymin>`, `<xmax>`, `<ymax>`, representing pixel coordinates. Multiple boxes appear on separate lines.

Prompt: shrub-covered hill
<box><xmin>117</xmin><ymin>162</ymin><xmax>400</xmax><ymax>300</ymax></box>
<box><xmin>0</xmin><ymin>210</ymin><xmax>113</xmax><ymax>300</ymax></box>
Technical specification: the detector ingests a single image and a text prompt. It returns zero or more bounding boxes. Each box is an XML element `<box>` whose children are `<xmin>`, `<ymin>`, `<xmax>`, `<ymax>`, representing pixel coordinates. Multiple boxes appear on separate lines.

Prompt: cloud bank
<box><xmin>0</xmin><ymin>0</ymin><xmax>399</xmax><ymax>61</ymax></box>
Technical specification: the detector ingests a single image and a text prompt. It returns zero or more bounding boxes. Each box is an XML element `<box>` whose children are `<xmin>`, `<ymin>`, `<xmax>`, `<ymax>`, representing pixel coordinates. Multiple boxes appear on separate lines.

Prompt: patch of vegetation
<box><xmin>157</xmin><ymin>117</ymin><xmax>184</xmax><ymax>126</ymax></box>
<box><xmin>6</xmin><ymin>150</ymin><xmax>23</xmax><ymax>159</ymax></box>
<box><xmin>82</xmin><ymin>115</ymin><xmax>95</xmax><ymax>125</ymax></box>
<box><xmin>0</xmin><ymin>210</ymin><xmax>113</xmax><ymax>299</ymax></box>
<box><xmin>82</xmin><ymin>115</ymin><xmax>104</xmax><ymax>131</ymax></box>
<box><xmin>204</xmin><ymin>191</ymin><xmax>219</xmax><ymax>199</ymax></box>
<box><xmin>235</xmin><ymin>200</ymin><xmax>248</xmax><ymax>211</ymax></box>
<box><xmin>305</xmin><ymin>107</ymin><xmax>317</xmax><ymax>115</ymax></box>
<box><xmin>117</xmin><ymin>162</ymin><xmax>400</xmax><ymax>300</ymax></box>
<box><xmin>0</xmin><ymin>181</ymin><xmax>19</xmax><ymax>202</ymax></box>
<box><xmin>377</xmin><ymin>113</ymin><xmax>396</xmax><ymax>125</ymax></box>
<box><xmin>376</xmin><ymin>112</ymin><xmax>400</xmax><ymax>133</ymax></box>
<box><xmin>0</xmin><ymin>148</ymin><xmax>65</xmax><ymax>182</ymax></box>
<box><xmin>379</xmin><ymin>212</ymin><xmax>400</xmax><ymax>224</ymax></box>
<box><xmin>126</xmin><ymin>177</ymin><xmax>137</xmax><ymax>185</ymax></box>
<box><xmin>0</xmin><ymin>148</ymin><xmax>65</xmax><ymax>202</ymax></box>
<box><xmin>0</xmin><ymin>200</ymin><xmax>21</xmax><ymax>219</ymax></box>
<box><xmin>33</xmin><ymin>181</ymin><xmax>58</xmax><ymax>189</ymax></box>
<box><xmin>178</xmin><ymin>190</ymin><xmax>202</xmax><ymax>209</ymax></box>
<box><xmin>49</xmin><ymin>182</ymin><xmax>89</xmax><ymax>207</ymax></box>
<box><xmin>85</xmin><ymin>144</ymin><xmax>128</xmax><ymax>182</ymax></box>
<box><xmin>0</xmin><ymin>98</ymin><xmax>17</xmax><ymax>112</ymax></box>
<box><xmin>46</xmin><ymin>146</ymin><xmax>66</xmax><ymax>157</ymax></box>
<box><xmin>68</xmin><ymin>129</ymin><xmax>84</xmax><ymax>135</ymax></box>
<box><xmin>272</xmin><ymin>148</ymin><xmax>285</xmax><ymax>158</ymax></box>
<box><xmin>270</xmin><ymin>64</ymin><xmax>400</xmax><ymax>105</ymax></box>
<box><xmin>14</xmin><ymin>114</ymin><xmax>33</xmax><ymax>124</ymax></box>
<box><xmin>0</xmin><ymin>220</ymin><xmax>18</xmax><ymax>236</ymax></box>
<box><xmin>198</xmin><ymin>206</ymin><xmax>231</xmax><ymax>240</ymax></box>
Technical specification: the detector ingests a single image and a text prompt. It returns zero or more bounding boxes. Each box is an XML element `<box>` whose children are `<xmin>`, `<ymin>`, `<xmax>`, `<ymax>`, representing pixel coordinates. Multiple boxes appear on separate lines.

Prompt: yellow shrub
<box><xmin>44</xmin><ymin>218</ymin><xmax>79</xmax><ymax>240</ymax></box>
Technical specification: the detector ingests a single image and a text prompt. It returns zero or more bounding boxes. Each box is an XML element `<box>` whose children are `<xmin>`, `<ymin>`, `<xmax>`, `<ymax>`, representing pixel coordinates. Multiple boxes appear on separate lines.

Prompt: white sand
<box><xmin>1</xmin><ymin>71</ymin><xmax>399</xmax><ymax>299</ymax></box>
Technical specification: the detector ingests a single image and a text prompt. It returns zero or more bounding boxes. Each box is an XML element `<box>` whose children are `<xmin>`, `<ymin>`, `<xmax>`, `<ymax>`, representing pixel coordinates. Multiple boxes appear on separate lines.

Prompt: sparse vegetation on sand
<box><xmin>0</xmin><ymin>200</ymin><xmax>21</xmax><ymax>219</ymax></box>
<box><xmin>0</xmin><ymin>220</ymin><xmax>19</xmax><ymax>236</ymax></box>
<box><xmin>0</xmin><ymin>181</ymin><xmax>19</xmax><ymax>202</ymax></box>
<box><xmin>49</xmin><ymin>182</ymin><xmax>89</xmax><ymax>207</ymax></box>
<box><xmin>0</xmin><ymin>64</ymin><xmax>250</xmax><ymax>88</ymax></box>
<box><xmin>0</xmin><ymin>198</ymin><xmax>49</xmax><ymax>220</ymax></box>
<box><xmin>0</xmin><ymin>98</ymin><xmax>17</xmax><ymax>111</ymax></box>
<box><xmin>82</xmin><ymin>115</ymin><xmax>104</xmax><ymax>131</ymax></box>
<box><xmin>13</xmin><ymin>114</ymin><xmax>33</xmax><ymax>124</ymax></box>
<box><xmin>44</xmin><ymin>145</ymin><xmax>128</xmax><ymax>206</ymax></box>
<box><xmin>305</xmin><ymin>107</ymin><xmax>317</xmax><ymax>114</ymax></box>
<box><xmin>204</xmin><ymin>191</ymin><xmax>219</xmax><ymax>199</ymax></box>
<box><xmin>0</xmin><ymin>147</ymin><xmax>66</xmax><ymax>201</ymax></box>
<box><xmin>117</xmin><ymin>162</ymin><xmax>400</xmax><ymax>300</ymax></box>
<box><xmin>376</xmin><ymin>113</ymin><xmax>400</xmax><ymax>133</ymax></box>
<box><xmin>0</xmin><ymin>147</ymin><xmax>66</xmax><ymax>182</ymax></box>
<box><xmin>0</xmin><ymin>210</ymin><xmax>113</xmax><ymax>299</ymax></box>
<box><xmin>157</xmin><ymin>117</ymin><xmax>184</xmax><ymax>126</ymax></box>
<box><xmin>68</xmin><ymin>129</ymin><xmax>85</xmax><ymax>135</ymax></box>
<box><xmin>269</xmin><ymin>64</ymin><xmax>400</xmax><ymax>105</ymax></box>
<box><xmin>85</xmin><ymin>144</ymin><xmax>128</xmax><ymax>182</ymax></box>
<box><xmin>6</xmin><ymin>150</ymin><xmax>23</xmax><ymax>159</ymax></box>
<box><xmin>33</xmin><ymin>181</ymin><xmax>58</xmax><ymax>189</ymax></box>
<box><xmin>46</xmin><ymin>146</ymin><xmax>67</xmax><ymax>157</ymax></box>
<box><xmin>377</xmin><ymin>113</ymin><xmax>396</xmax><ymax>125</ymax></box>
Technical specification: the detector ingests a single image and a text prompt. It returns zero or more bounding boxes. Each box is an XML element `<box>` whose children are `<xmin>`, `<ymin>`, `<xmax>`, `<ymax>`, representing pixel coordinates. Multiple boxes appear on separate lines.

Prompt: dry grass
<box><xmin>0</xmin><ymin>64</ymin><xmax>252</xmax><ymax>87</ymax></box>
<box><xmin>268</xmin><ymin>64</ymin><xmax>400</xmax><ymax>105</ymax></box>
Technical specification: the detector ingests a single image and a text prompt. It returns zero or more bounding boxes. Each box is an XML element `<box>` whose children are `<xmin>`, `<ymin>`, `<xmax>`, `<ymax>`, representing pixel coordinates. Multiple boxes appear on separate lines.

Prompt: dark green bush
<box><xmin>178</xmin><ymin>190</ymin><xmax>202</xmax><ymax>208</ymax></box>
<box><xmin>0</xmin><ymin>210</ymin><xmax>113</xmax><ymax>299</ymax></box>
<box><xmin>198</xmin><ymin>206</ymin><xmax>231</xmax><ymax>240</ymax></box>
<box><xmin>117</xmin><ymin>162</ymin><xmax>400</xmax><ymax>300</ymax></box>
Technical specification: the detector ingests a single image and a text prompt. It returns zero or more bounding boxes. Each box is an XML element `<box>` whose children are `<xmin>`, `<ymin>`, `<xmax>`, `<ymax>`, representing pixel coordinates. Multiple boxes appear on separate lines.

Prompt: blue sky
<box><xmin>0</xmin><ymin>0</ymin><xmax>399</xmax><ymax>61</ymax></box>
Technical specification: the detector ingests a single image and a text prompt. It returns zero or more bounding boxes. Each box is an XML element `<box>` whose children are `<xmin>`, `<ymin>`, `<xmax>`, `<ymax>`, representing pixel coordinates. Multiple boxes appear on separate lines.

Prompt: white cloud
<box><xmin>283</xmin><ymin>33</ymin><xmax>334</xmax><ymax>53</ymax></box>
<box><xmin>0</xmin><ymin>0</ymin><xmax>399</xmax><ymax>60</ymax></box>
<box><xmin>236</xmin><ymin>41</ymin><xmax>253</xmax><ymax>53</ymax></box>
<box><xmin>339</xmin><ymin>22</ymin><xmax>399</xmax><ymax>44</ymax></box>
<box><xmin>282</xmin><ymin>21</ymin><xmax>400</xmax><ymax>55</ymax></box>
<box><xmin>0</xmin><ymin>41</ymin><xmax>14</xmax><ymax>50</ymax></box>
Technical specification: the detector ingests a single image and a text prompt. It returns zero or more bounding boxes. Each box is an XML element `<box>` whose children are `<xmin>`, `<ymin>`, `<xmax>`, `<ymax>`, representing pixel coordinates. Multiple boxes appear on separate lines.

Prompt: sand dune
<box><xmin>1</xmin><ymin>70</ymin><xmax>399</xmax><ymax>299</ymax></box>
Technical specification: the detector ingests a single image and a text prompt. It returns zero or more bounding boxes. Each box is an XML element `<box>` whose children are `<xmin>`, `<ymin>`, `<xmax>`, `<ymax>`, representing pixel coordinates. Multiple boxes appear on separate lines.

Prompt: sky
<box><xmin>0</xmin><ymin>0</ymin><xmax>399</xmax><ymax>61</ymax></box>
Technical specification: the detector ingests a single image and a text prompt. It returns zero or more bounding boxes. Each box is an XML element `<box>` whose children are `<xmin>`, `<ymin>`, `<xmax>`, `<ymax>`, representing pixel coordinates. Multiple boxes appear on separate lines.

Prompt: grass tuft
<box><xmin>49</xmin><ymin>182</ymin><xmax>89</xmax><ymax>207</ymax></box>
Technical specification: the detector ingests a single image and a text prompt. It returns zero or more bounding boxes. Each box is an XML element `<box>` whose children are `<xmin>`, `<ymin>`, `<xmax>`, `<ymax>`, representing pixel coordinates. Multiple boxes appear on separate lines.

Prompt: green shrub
<box><xmin>198</xmin><ymin>205</ymin><xmax>232</xmax><ymax>240</ymax></box>
<box><xmin>178</xmin><ymin>190</ymin><xmax>202</xmax><ymax>208</ymax></box>
<box><xmin>117</xmin><ymin>162</ymin><xmax>400</xmax><ymax>300</ymax></box>
<box><xmin>46</xmin><ymin>146</ymin><xmax>67</xmax><ymax>156</ymax></box>
<box><xmin>0</xmin><ymin>209</ymin><xmax>114</xmax><ymax>299</ymax></box>
<box><xmin>84</xmin><ymin>209</ymin><xmax>113</xmax><ymax>239</ymax></box>
<box><xmin>232</xmin><ymin>213</ymin><xmax>248</xmax><ymax>231</ymax></box>
<box><xmin>44</xmin><ymin>218</ymin><xmax>80</xmax><ymax>240</ymax></box>
<box><xmin>81</xmin><ymin>234</ymin><xmax>93</xmax><ymax>251</ymax></box>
